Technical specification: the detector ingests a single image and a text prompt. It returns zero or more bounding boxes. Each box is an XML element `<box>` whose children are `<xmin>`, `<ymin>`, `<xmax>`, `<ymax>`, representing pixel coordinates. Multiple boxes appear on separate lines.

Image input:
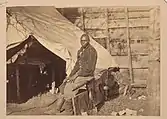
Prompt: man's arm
<box><xmin>68</xmin><ymin>51</ymin><xmax>80</xmax><ymax>77</ymax></box>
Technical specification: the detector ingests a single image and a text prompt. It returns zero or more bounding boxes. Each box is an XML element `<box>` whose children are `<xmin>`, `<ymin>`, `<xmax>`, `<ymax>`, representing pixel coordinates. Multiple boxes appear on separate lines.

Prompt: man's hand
<box><xmin>68</xmin><ymin>77</ymin><xmax>75</xmax><ymax>83</ymax></box>
<box><xmin>62</xmin><ymin>77</ymin><xmax>69</xmax><ymax>83</ymax></box>
<box><xmin>62</xmin><ymin>77</ymin><xmax>72</xmax><ymax>83</ymax></box>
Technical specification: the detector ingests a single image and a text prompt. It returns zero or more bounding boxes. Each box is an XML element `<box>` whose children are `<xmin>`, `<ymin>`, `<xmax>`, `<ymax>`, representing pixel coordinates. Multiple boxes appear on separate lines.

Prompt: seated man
<box><xmin>53</xmin><ymin>33</ymin><xmax>97</xmax><ymax>115</ymax></box>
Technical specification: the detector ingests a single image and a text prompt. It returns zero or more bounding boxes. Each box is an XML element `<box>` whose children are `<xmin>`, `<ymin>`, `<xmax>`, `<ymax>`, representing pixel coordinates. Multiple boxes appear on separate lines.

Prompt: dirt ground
<box><xmin>97</xmin><ymin>89</ymin><xmax>148</xmax><ymax>116</ymax></box>
<box><xmin>6</xmin><ymin>69</ymin><xmax>149</xmax><ymax>116</ymax></box>
<box><xmin>6</xmin><ymin>88</ymin><xmax>148</xmax><ymax>116</ymax></box>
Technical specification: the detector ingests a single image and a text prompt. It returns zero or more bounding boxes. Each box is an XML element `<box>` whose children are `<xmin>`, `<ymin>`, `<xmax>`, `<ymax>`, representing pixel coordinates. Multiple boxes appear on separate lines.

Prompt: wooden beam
<box><xmin>92</xmin><ymin>36</ymin><xmax>108</xmax><ymax>39</ymax></box>
<box><xmin>85</xmin><ymin>26</ymin><xmax>149</xmax><ymax>30</ymax></box>
<box><xmin>65</xmin><ymin>16</ymin><xmax>81</xmax><ymax>19</ymax></box>
<box><xmin>125</xmin><ymin>7</ymin><xmax>134</xmax><ymax>83</ymax></box>
<box><xmin>108</xmin><ymin>8</ymin><xmax>150</xmax><ymax>13</ymax></box>
<box><xmin>16</xmin><ymin>65</ymin><xmax>20</xmax><ymax>101</ymax></box>
<box><xmin>83</xmin><ymin>11</ymin><xmax>106</xmax><ymax>14</ymax></box>
<box><xmin>128</xmin><ymin>9</ymin><xmax>151</xmax><ymax>13</ymax></box>
<box><xmin>110</xmin><ymin>53</ymin><xmax>148</xmax><ymax>56</ymax></box>
<box><xmin>86</xmin><ymin>9</ymin><xmax>150</xmax><ymax>14</ymax></box>
<box><xmin>84</xmin><ymin>28</ymin><xmax>106</xmax><ymax>30</ymax></box>
<box><xmin>108</xmin><ymin>16</ymin><xmax>149</xmax><ymax>20</ymax></box>
<box><xmin>119</xmin><ymin>67</ymin><xmax>148</xmax><ymax>69</ymax></box>
<box><xmin>108</xmin><ymin>26</ymin><xmax>149</xmax><ymax>29</ymax></box>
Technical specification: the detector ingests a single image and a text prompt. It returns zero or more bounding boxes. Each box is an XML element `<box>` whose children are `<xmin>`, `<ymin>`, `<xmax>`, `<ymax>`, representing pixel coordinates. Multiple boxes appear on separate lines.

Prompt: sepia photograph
<box><xmin>6</xmin><ymin>5</ymin><xmax>160</xmax><ymax>116</ymax></box>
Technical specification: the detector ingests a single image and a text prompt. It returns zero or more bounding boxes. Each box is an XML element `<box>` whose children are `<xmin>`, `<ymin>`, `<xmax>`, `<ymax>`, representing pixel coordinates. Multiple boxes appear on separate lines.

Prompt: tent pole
<box><xmin>125</xmin><ymin>7</ymin><xmax>134</xmax><ymax>84</ymax></box>
<box><xmin>16</xmin><ymin>65</ymin><xmax>20</xmax><ymax>101</ymax></box>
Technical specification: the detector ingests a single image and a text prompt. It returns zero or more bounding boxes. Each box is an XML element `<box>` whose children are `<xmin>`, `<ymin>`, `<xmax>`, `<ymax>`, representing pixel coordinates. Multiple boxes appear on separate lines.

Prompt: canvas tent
<box><xmin>6</xmin><ymin>6</ymin><xmax>118</xmax><ymax>77</ymax></box>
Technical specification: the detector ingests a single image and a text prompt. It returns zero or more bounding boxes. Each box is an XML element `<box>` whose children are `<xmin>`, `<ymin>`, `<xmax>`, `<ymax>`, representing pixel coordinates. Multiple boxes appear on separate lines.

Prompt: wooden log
<box><xmin>108</xmin><ymin>18</ymin><xmax>149</xmax><ymax>28</ymax></box>
<box><xmin>84</xmin><ymin>6</ymin><xmax>150</xmax><ymax>14</ymax></box>
<box><xmin>123</xmin><ymin>85</ymin><xmax>129</xmax><ymax>96</ymax></box>
<box><xmin>107</xmin><ymin>7</ymin><xmax>150</xmax><ymax>13</ymax></box>
<box><xmin>131</xmin><ymin>83</ymin><xmax>147</xmax><ymax>88</ymax></box>
<box><xmin>109</xmin><ymin>26</ymin><xmax>149</xmax><ymax>29</ymax></box>
<box><xmin>108</xmin><ymin>12</ymin><xmax>149</xmax><ymax>20</ymax></box>
<box><xmin>128</xmin><ymin>7</ymin><xmax>151</xmax><ymax>12</ymax></box>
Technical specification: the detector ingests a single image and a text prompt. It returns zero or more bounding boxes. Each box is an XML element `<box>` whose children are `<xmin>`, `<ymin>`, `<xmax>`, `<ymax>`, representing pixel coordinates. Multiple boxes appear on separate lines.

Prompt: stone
<box><xmin>139</xmin><ymin>108</ymin><xmax>144</xmax><ymax>112</ymax></box>
<box><xmin>125</xmin><ymin>108</ymin><xmax>137</xmax><ymax>116</ymax></box>
<box><xmin>138</xmin><ymin>95</ymin><xmax>146</xmax><ymax>100</ymax></box>
<box><xmin>81</xmin><ymin>112</ymin><xmax>88</xmax><ymax>116</ymax></box>
<box><xmin>119</xmin><ymin>110</ymin><xmax>126</xmax><ymax>115</ymax></box>
<box><xmin>111</xmin><ymin>111</ymin><xmax>119</xmax><ymax>116</ymax></box>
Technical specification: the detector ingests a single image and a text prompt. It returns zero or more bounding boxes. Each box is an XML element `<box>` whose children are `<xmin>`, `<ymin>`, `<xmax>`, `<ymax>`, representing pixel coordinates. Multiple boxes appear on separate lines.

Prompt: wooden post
<box><xmin>51</xmin><ymin>67</ymin><xmax>55</xmax><ymax>94</ymax></box>
<box><xmin>16</xmin><ymin>65</ymin><xmax>20</xmax><ymax>101</ymax></box>
<box><xmin>124</xmin><ymin>7</ymin><xmax>134</xmax><ymax>84</ymax></box>
<box><xmin>72</xmin><ymin>97</ymin><xmax>77</xmax><ymax>115</ymax></box>
<box><xmin>106</xmin><ymin>8</ymin><xmax>111</xmax><ymax>54</ymax></box>
<box><xmin>81</xmin><ymin>8</ymin><xmax>86</xmax><ymax>32</ymax></box>
<box><xmin>147</xmin><ymin>6</ymin><xmax>160</xmax><ymax>116</ymax></box>
<box><xmin>28</xmin><ymin>71</ymin><xmax>33</xmax><ymax>97</ymax></box>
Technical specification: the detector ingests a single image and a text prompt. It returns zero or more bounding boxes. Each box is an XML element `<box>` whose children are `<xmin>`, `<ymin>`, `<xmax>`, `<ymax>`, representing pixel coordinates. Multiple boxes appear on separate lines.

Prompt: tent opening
<box><xmin>7</xmin><ymin>36</ymin><xmax>67</xmax><ymax>103</ymax></box>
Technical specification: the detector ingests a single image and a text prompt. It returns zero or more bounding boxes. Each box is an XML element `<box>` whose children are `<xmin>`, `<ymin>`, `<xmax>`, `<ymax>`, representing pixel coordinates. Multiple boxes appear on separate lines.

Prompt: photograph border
<box><xmin>0</xmin><ymin>0</ymin><xmax>166</xmax><ymax>119</ymax></box>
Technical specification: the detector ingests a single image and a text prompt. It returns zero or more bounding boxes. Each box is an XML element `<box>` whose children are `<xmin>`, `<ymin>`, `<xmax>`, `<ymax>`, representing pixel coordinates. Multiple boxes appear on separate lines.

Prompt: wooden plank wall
<box><xmin>57</xmin><ymin>7</ymin><xmax>152</xmax><ymax>85</ymax></box>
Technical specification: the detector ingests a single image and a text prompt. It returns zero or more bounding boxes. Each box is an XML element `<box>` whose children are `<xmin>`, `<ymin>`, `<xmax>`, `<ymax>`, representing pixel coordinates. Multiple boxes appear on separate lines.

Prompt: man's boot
<box><xmin>55</xmin><ymin>96</ymin><xmax>65</xmax><ymax>112</ymax></box>
<box><xmin>57</xmin><ymin>98</ymin><xmax>74</xmax><ymax>115</ymax></box>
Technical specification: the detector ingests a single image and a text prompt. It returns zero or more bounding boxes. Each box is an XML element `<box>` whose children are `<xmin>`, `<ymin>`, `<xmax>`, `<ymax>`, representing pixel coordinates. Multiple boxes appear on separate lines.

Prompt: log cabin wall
<box><xmin>57</xmin><ymin>6</ymin><xmax>160</xmax><ymax>86</ymax></box>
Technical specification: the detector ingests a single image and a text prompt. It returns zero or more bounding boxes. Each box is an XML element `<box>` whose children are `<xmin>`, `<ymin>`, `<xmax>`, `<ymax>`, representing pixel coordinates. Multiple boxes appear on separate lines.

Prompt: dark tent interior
<box><xmin>7</xmin><ymin>36</ymin><xmax>66</xmax><ymax>103</ymax></box>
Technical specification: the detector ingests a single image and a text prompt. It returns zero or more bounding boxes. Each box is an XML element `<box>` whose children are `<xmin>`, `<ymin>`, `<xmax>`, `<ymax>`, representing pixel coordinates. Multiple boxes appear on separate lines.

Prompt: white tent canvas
<box><xmin>6</xmin><ymin>6</ymin><xmax>118</xmax><ymax>76</ymax></box>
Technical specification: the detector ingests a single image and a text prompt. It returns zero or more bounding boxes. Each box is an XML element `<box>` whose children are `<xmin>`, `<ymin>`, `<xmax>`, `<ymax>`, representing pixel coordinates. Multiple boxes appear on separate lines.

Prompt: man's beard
<box><xmin>82</xmin><ymin>42</ymin><xmax>89</xmax><ymax>49</ymax></box>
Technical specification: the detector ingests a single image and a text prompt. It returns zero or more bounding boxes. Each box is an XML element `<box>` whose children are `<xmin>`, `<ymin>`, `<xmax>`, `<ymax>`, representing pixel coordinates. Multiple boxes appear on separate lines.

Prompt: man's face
<box><xmin>80</xmin><ymin>36</ymin><xmax>89</xmax><ymax>47</ymax></box>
